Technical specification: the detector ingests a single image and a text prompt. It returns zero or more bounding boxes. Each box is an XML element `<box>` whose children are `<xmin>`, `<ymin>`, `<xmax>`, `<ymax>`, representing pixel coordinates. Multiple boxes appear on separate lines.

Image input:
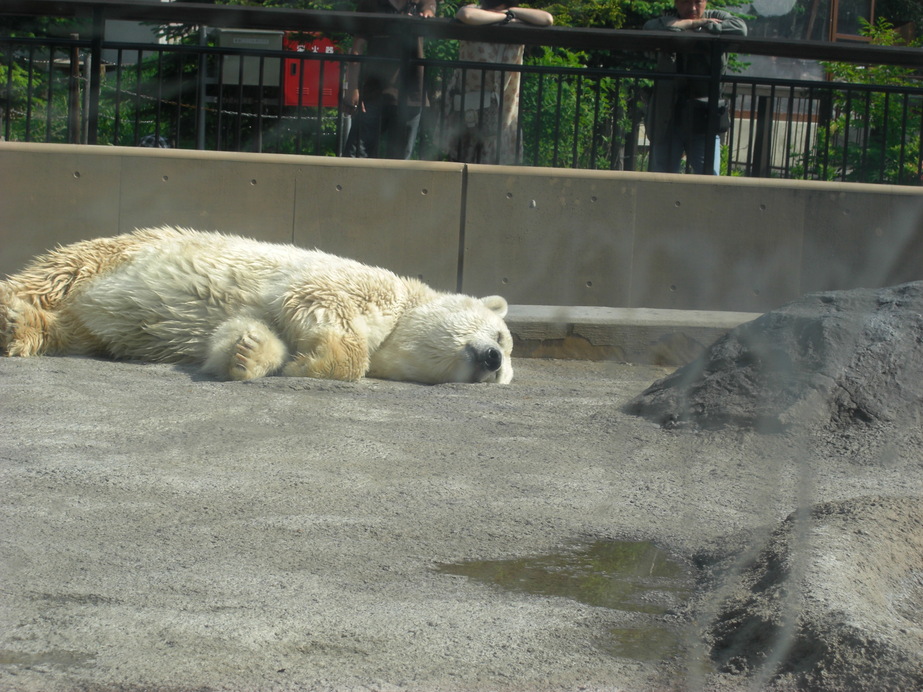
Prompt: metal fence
<box><xmin>2</xmin><ymin>0</ymin><xmax>921</xmax><ymax>184</ymax></box>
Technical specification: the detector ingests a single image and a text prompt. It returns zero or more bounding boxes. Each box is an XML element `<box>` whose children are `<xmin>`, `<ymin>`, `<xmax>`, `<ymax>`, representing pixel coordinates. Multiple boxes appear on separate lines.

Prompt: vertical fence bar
<box><xmin>154</xmin><ymin>50</ymin><xmax>164</xmax><ymax>144</ymax></box>
<box><xmin>531</xmin><ymin>72</ymin><xmax>544</xmax><ymax>166</ymax></box>
<box><xmin>112</xmin><ymin>48</ymin><xmax>124</xmax><ymax>145</ymax></box>
<box><xmin>295</xmin><ymin>52</ymin><xmax>305</xmax><ymax>154</ymax></box>
<box><xmin>782</xmin><ymin>85</ymin><xmax>795</xmax><ymax>178</ymax></box>
<box><xmin>704</xmin><ymin>41</ymin><xmax>722</xmax><ymax>175</ymax></box>
<box><xmin>608</xmin><ymin>77</ymin><xmax>620</xmax><ymax>171</ymax></box>
<box><xmin>196</xmin><ymin>27</ymin><xmax>207</xmax><ymax>150</ymax></box>
<box><xmin>799</xmin><ymin>86</ymin><xmax>813</xmax><ymax>180</ymax></box>
<box><xmin>276</xmin><ymin>51</ymin><xmax>285</xmax><ymax>154</ymax></box>
<box><xmin>878</xmin><ymin>91</ymin><xmax>891</xmax><ymax>184</ymax></box>
<box><xmin>24</xmin><ymin>44</ymin><xmax>35</xmax><ymax>142</ymax></box>
<box><xmin>514</xmin><ymin>65</ymin><xmax>524</xmax><ymax>165</ymax></box>
<box><xmin>255</xmin><ymin>54</ymin><xmax>265</xmax><ymax>153</ymax></box>
<box><xmin>551</xmin><ymin>77</ymin><xmax>563</xmax><ymax>167</ymax></box>
<box><xmin>819</xmin><ymin>89</ymin><xmax>832</xmax><ymax>180</ymax></box>
<box><xmin>744</xmin><ymin>83</ymin><xmax>756</xmax><ymax>176</ymax></box>
<box><xmin>86</xmin><ymin>6</ymin><xmax>103</xmax><ymax>144</ymax></box>
<box><xmin>494</xmin><ymin>66</ymin><xmax>505</xmax><ymax>165</ymax></box>
<box><xmin>176</xmin><ymin>49</ymin><xmax>187</xmax><ymax>148</ymax></box>
<box><xmin>570</xmin><ymin>74</ymin><xmax>581</xmax><ymax>168</ymax></box>
<box><xmin>625</xmin><ymin>79</ymin><xmax>642</xmax><ymax>172</ymax></box>
<box><xmin>896</xmin><ymin>93</ymin><xmax>909</xmax><ymax>185</ymax></box>
<box><xmin>916</xmin><ymin>94</ymin><xmax>923</xmax><ymax>184</ymax></box>
<box><xmin>841</xmin><ymin>88</ymin><xmax>853</xmax><ymax>182</ymax></box>
<box><xmin>2</xmin><ymin>39</ymin><xmax>12</xmax><ymax>141</ymax></box>
<box><xmin>727</xmin><ymin>82</ymin><xmax>740</xmax><ymax>174</ymax></box>
<box><xmin>316</xmin><ymin>53</ymin><xmax>329</xmax><ymax>156</ymax></box>
<box><xmin>216</xmin><ymin>44</ymin><xmax>225</xmax><ymax>150</ymax></box>
<box><xmin>240</xmin><ymin>50</ymin><xmax>248</xmax><ymax>152</ymax></box>
<box><xmin>588</xmin><ymin>76</ymin><xmax>600</xmax><ymax>170</ymax></box>
<box><xmin>43</xmin><ymin>41</ymin><xmax>55</xmax><ymax>142</ymax></box>
<box><xmin>133</xmin><ymin>51</ymin><xmax>143</xmax><ymax>145</ymax></box>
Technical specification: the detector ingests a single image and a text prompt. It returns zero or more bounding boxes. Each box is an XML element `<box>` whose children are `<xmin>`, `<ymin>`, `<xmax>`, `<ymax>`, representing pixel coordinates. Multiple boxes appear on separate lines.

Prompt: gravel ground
<box><xmin>1</xmin><ymin>355</ymin><xmax>920</xmax><ymax>691</ymax></box>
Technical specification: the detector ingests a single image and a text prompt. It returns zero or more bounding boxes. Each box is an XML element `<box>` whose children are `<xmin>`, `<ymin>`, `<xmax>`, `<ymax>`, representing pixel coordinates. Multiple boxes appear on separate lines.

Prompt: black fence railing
<box><xmin>2</xmin><ymin>0</ymin><xmax>921</xmax><ymax>184</ymax></box>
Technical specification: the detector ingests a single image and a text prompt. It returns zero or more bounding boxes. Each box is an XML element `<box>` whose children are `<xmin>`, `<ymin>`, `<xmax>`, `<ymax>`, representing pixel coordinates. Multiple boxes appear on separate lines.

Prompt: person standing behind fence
<box><xmin>445</xmin><ymin>1</ymin><xmax>553</xmax><ymax>165</ymax></box>
<box><xmin>344</xmin><ymin>0</ymin><xmax>438</xmax><ymax>160</ymax></box>
<box><xmin>643</xmin><ymin>0</ymin><xmax>746</xmax><ymax>175</ymax></box>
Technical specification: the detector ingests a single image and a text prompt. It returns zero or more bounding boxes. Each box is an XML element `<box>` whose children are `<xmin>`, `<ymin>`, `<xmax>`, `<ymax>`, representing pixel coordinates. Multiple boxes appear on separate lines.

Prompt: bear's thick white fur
<box><xmin>0</xmin><ymin>228</ymin><xmax>513</xmax><ymax>384</ymax></box>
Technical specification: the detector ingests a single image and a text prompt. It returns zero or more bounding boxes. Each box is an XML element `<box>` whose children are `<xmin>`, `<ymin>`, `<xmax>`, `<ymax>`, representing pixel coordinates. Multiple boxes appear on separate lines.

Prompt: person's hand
<box><xmin>343</xmin><ymin>88</ymin><xmax>362</xmax><ymax>114</ymax></box>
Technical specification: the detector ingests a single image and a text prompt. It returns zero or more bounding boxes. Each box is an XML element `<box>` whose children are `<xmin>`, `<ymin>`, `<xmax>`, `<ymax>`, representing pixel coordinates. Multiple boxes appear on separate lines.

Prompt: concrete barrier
<box><xmin>2</xmin><ymin>142</ymin><xmax>922</xmax><ymax>316</ymax></box>
<box><xmin>462</xmin><ymin>164</ymin><xmax>923</xmax><ymax>312</ymax></box>
<box><xmin>0</xmin><ymin>144</ymin><xmax>464</xmax><ymax>293</ymax></box>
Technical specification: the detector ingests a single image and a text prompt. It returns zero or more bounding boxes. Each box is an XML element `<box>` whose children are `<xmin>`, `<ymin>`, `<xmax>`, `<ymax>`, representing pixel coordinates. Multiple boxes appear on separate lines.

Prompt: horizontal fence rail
<box><xmin>1</xmin><ymin>0</ymin><xmax>921</xmax><ymax>184</ymax></box>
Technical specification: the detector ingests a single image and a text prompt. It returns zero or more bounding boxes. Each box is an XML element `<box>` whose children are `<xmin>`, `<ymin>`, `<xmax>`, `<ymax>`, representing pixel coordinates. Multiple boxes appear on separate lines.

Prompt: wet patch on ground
<box><xmin>438</xmin><ymin>540</ymin><xmax>693</xmax><ymax>661</ymax></box>
<box><xmin>0</xmin><ymin>649</ymin><xmax>96</xmax><ymax>669</ymax></box>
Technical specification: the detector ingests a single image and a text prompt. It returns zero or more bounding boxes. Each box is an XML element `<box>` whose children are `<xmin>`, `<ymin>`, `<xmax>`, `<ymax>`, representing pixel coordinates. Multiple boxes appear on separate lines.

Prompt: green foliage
<box><xmin>0</xmin><ymin>17</ymin><xmax>91</xmax><ymax>142</ymax></box>
<box><xmin>518</xmin><ymin>46</ymin><xmax>643</xmax><ymax>168</ymax></box>
<box><xmin>0</xmin><ymin>16</ymin><xmax>87</xmax><ymax>39</ymax></box>
<box><xmin>98</xmin><ymin>50</ymin><xmax>199</xmax><ymax>147</ymax></box>
<box><xmin>0</xmin><ymin>61</ymin><xmax>32</xmax><ymax>123</ymax></box>
<box><xmin>218</xmin><ymin>0</ymin><xmax>354</xmax><ymax>9</ymax></box>
<box><xmin>794</xmin><ymin>18</ymin><xmax>922</xmax><ymax>185</ymax></box>
<box><xmin>522</xmin><ymin>0</ymin><xmax>744</xmax><ymax>30</ymax></box>
<box><xmin>823</xmin><ymin>17</ymin><xmax>920</xmax><ymax>83</ymax></box>
<box><xmin>0</xmin><ymin>43</ymin><xmax>73</xmax><ymax>143</ymax></box>
<box><xmin>528</xmin><ymin>0</ymin><xmax>627</xmax><ymax>30</ymax></box>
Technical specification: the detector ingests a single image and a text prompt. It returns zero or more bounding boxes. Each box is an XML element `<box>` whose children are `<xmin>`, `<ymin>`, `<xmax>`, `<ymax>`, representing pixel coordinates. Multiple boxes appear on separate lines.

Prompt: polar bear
<box><xmin>0</xmin><ymin>228</ymin><xmax>513</xmax><ymax>384</ymax></box>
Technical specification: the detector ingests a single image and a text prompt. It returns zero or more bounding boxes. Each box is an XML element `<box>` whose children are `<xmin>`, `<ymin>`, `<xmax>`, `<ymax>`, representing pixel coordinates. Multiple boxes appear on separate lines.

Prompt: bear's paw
<box><xmin>203</xmin><ymin>317</ymin><xmax>288</xmax><ymax>381</ymax></box>
<box><xmin>0</xmin><ymin>283</ymin><xmax>51</xmax><ymax>357</ymax></box>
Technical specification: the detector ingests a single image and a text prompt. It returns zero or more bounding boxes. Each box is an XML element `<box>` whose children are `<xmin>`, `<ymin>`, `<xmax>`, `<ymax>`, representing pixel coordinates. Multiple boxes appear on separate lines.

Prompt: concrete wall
<box><xmin>2</xmin><ymin>142</ymin><xmax>921</xmax><ymax>313</ymax></box>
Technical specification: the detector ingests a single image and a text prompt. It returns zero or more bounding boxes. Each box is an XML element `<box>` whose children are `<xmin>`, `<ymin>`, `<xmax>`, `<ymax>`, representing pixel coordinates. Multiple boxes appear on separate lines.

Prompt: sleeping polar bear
<box><xmin>0</xmin><ymin>228</ymin><xmax>513</xmax><ymax>384</ymax></box>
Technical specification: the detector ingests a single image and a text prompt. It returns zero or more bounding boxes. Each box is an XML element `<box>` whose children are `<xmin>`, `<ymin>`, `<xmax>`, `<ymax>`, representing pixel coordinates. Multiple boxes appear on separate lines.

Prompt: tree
<box><xmin>876</xmin><ymin>0</ymin><xmax>923</xmax><ymax>38</ymax></box>
<box><xmin>796</xmin><ymin>18</ymin><xmax>922</xmax><ymax>185</ymax></box>
<box><xmin>0</xmin><ymin>16</ymin><xmax>92</xmax><ymax>143</ymax></box>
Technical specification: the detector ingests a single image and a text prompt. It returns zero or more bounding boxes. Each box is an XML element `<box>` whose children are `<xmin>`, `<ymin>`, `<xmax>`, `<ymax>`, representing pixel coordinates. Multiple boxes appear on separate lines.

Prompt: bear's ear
<box><xmin>480</xmin><ymin>295</ymin><xmax>509</xmax><ymax>318</ymax></box>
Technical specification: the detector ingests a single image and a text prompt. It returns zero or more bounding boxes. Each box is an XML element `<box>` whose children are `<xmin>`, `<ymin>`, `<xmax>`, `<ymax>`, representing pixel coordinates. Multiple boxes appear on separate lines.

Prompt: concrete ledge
<box><xmin>506</xmin><ymin>305</ymin><xmax>761</xmax><ymax>367</ymax></box>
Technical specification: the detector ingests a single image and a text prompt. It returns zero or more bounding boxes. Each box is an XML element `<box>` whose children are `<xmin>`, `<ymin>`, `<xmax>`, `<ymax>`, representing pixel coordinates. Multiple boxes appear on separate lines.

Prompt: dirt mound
<box><xmin>705</xmin><ymin>496</ymin><xmax>923</xmax><ymax>690</ymax></box>
<box><xmin>625</xmin><ymin>282</ymin><xmax>923</xmax><ymax>431</ymax></box>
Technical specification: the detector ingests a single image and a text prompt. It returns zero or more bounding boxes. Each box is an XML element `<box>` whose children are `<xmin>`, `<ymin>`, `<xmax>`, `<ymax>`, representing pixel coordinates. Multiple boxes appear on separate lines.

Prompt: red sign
<box><xmin>283</xmin><ymin>34</ymin><xmax>340</xmax><ymax>108</ymax></box>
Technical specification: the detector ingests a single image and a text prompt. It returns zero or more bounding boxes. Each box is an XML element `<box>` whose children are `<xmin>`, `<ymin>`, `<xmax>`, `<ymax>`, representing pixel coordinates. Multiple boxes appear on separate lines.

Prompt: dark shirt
<box><xmin>354</xmin><ymin>0</ymin><xmax>436</xmax><ymax>106</ymax></box>
<box><xmin>643</xmin><ymin>9</ymin><xmax>747</xmax><ymax>140</ymax></box>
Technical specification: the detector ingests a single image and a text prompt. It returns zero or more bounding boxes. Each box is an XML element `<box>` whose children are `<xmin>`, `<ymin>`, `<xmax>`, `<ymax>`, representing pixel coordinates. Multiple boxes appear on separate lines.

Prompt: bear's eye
<box><xmin>496</xmin><ymin>331</ymin><xmax>504</xmax><ymax>345</ymax></box>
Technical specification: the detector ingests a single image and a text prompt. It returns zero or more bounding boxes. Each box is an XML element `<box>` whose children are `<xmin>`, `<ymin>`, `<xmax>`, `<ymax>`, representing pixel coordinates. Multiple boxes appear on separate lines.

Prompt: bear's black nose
<box><xmin>482</xmin><ymin>347</ymin><xmax>502</xmax><ymax>372</ymax></box>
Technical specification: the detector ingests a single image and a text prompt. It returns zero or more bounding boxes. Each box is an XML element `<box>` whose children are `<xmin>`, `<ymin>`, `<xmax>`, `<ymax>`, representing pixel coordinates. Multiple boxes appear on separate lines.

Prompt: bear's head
<box><xmin>368</xmin><ymin>294</ymin><xmax>513</xmax><ymax>384</ymax></box>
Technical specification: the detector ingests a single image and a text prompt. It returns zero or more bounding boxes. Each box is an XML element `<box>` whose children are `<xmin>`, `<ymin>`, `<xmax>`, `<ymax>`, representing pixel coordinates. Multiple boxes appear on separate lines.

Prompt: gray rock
<box><xmin>625</xmin><ymin>282</ymin><xmax>923</xmax><ymax>431</ymax></box>
<box><xmin>705</xmin><ymin>496</ymin><xmax>923</xmax><ymax>691</ymax></box>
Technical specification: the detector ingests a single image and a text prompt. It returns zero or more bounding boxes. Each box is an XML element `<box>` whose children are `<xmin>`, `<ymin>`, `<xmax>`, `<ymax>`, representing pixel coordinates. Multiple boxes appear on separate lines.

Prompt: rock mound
<box><xmin>705</xmin><ymin>496</ymin><xmax>923</xmax><ymax>690</ymax></box>
<box><xmin>625</xmin><ymin>282</ymin><xmax>923</xmax><ymax>431</ymax></box>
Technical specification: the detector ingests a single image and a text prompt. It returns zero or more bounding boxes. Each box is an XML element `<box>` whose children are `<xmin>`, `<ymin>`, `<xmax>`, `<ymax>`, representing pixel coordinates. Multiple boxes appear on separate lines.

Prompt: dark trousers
<box><xmin>344</xmin><ymin>102</ymin><xmax>421</xmax><ymax>160</ymax></box>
